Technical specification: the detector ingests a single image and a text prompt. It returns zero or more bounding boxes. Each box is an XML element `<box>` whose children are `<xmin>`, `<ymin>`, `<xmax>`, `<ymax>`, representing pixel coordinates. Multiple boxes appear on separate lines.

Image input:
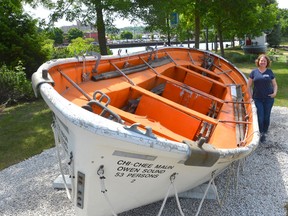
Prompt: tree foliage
<box><xmin>66</xmin><ymin>37</ymin><xmax>112</xmax><ymax>56</ymax></box>
<box><xmin>120</xmin><ymin>31</ymin><xmax>133</xmax><ymax>41</ymax></box>
<box><xmin>67</xmin><ymin>37</ymin><xmax>95</xmax><ymax>56</ymax></box>
<box><xmin>267</xmin><ymin>23</ymin><xmax>281</xmax><ymax>47</ymax></box>
<box><xmin>0</xmin><ymin>0</ymin><xmax>48</xmax><ymax>77</ymax></box>
<box><xmin>132</xmin><ymin>1</ymin><xmax>186</xmax><ymax>45</ymax></box>
<box><xmin>46</xmin><ymin>27</ymin><xmax>64</xmax><ymax>45</ymax></box>
<box><xmin>195</xmin><ymin>0</ymin><xmax>278</xmax><ymax>56</ymax></box>
<box><xmin>67</xmin><ymin>28</ymin><xmax>84</xmax><ymax>42</ymax></box>
<box><xmin>132</xmin><ymin>0</ymin><xmax>277</xmax><ymax>55</ymax></box>
<box><xmin>278</xmin><ymin>8</ymin><xmax>288</xmax><ymax>39</ymax></box>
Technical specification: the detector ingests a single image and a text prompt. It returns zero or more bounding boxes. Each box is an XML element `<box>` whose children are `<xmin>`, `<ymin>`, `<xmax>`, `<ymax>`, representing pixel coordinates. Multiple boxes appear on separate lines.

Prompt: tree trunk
<box><xmin>194</xmin><ymin>0</ymin><xmax>201</xmax><ymax>49</ymax></box>
<box><xmin>214</xmin><ymin>35</ymin><xmax>218</xmax><ymax>52</ymax></box>
<box><xmin>96</xmin><ymin>6</ymin><xmax>108</xmax><ymax>55</ymax></box>
<box><xmin>187</xmin><ymin>30</ymin><xmax>190</xmax><ymax>48</ymax></box>
<box><xmin>166</xmin><ymin>17</ymin><xmax>171</xmax><ymax>46</ymax></box>
<box><xmin>194</xmin><ymin>12</ymin><xmax>200</xmax><ymax>49</ymax></box>
<box><xmin>205</xmin><ymin>27</ymin><xmax>209</xmax><ymax>50</ymax></box>
<box><xmin>217</xmin><ymin>25</ymin><xmax>225</xmax><ymax>57</ymax></box>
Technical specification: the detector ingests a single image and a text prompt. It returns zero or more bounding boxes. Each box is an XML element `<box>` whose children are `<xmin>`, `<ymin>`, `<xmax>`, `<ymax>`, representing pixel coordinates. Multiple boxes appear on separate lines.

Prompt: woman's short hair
<box><xmin>255</xmin><ymin>54</ymin><xmax>271</xmax><ymax>67</ymax></box>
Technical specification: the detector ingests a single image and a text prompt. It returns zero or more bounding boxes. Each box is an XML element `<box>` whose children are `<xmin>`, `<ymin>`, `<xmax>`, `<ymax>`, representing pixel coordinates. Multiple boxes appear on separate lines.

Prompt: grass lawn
<box><xmin>0</xmin><ymin>100</ymin><xmax>54</xmax><ymax>170</ymax></box>
<box><xmin>0</xmin><ymin>48</ymin><xmax>287</xmax><ymax>170</ymax></box>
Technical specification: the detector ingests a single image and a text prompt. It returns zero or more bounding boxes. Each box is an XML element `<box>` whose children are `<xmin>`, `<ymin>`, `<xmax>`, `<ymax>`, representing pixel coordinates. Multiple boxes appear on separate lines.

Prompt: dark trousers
<box><xmin>254</xmin><ymin>98</ymin><xmax>274</xmax><ymax>134</ymax></box>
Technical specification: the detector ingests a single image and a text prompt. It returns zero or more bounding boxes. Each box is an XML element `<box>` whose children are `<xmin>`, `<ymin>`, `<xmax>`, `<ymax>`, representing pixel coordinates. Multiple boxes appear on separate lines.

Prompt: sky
<box><xmin>278</xmin><ymin>0</ymin><xmax>288</xmax><ymax>9</ymax></box>
<box><xmin>24</xmin><ymin>0</ymin><xmax>288</xmax><ymax>28</ymax></box>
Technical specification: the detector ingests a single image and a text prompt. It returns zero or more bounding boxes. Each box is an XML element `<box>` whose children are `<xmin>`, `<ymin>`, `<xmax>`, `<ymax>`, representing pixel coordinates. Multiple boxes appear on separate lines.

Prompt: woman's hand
<box><xmin>270</xmin><ymin>78</ymin><xmax>278</xmax><ymax>98</ymax></box>
<box><xmin>269</xmin><ymin>92</ymin><xmax>277</xmax><ymax>98</ymax></box>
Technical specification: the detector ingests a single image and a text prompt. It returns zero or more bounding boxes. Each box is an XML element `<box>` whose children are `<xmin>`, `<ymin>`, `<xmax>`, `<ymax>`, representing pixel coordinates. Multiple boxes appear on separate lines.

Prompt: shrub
<box><xmin>52</xmin><ymin>46</ymin><xmax>70</xmax><ymax>59</ymax></box>
<box><xmin>0</xmin><ymin>62</ymin><xmax>35</xmax><ymax>106</ymax></box>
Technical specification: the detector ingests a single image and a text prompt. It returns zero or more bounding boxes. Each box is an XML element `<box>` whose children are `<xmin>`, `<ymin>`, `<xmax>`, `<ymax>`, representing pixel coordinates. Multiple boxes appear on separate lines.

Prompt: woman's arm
<box><xmin>269</xmin><ymin>78</ymin><xmax>278</xmax><ymax>98</ymax></box>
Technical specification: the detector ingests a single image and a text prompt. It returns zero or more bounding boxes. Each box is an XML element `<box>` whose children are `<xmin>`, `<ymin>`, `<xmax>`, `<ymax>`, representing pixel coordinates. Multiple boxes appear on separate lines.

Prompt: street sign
<box><xmin>170</xmin><ymin>12</ymin><xmax>179</xmax><ymax>26</ymax></box>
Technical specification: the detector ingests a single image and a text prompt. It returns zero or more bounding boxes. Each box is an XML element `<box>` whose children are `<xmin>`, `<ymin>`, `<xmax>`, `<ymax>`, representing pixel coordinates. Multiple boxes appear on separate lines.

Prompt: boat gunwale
<box><xmin>33</xmin><ymin>47</ymin><xmax>259</xmax><ymax>161</ymax></box>
<box><xmin>32</xmin><ymin>47</ymin><xmax>249</xmax><ymax>96</ymax></box>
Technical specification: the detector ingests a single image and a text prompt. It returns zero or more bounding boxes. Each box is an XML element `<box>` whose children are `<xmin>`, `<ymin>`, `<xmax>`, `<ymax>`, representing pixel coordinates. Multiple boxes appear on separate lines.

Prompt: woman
<box><xmin>247</xmin><ymin>54</ymin><xmax>278</xmax><ymax>143</ymax></box>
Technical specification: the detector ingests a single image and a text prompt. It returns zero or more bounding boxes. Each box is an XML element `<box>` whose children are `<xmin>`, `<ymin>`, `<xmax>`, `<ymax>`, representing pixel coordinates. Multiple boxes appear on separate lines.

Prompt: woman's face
<box><xmin>259</xmin><ymin>56</ymin><xmax>268</xmax><ymax>68</ymax></box>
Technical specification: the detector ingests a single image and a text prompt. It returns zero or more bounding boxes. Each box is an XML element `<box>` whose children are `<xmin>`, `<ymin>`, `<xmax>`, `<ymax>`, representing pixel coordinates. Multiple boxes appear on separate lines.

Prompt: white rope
<box><xmin>97</xmin><ymin>166</ymin><xmax>118</xmax><ymax>216</ymax></box>
<box><xmin>157</xmin><ymin>173</ymin><xmax>185</xmax><ymax>216</ymax></box>
<box><xmin>231</xmin><ymin>160</ymin><xmax>242</xmax><ymax>192</ymax></box>
<box><xmin>52</xmin><ymin>121</ymin><xmax>74</xmax><ymax>201</ymax></box>
<box><xmin>218</xmin><ymin>159</ymin><xmax>247</xmax><ymax>207</ymax></box>
<box><xmin>172</xmin><ymin>182</ymin><xmax>185</xmax><ymax>216</ymax></box>
<box><xmin>194</xmin><ymin>159</ymin><xmax>247</xmax><ymax>214</ymax></box>
<box><xmin>235</xmin><ymin>157</ymin><xmax>246</xmax><ymax>191</ymax></box>
<box><xmin>157</xmin><ymin>183</ymin><xmax>173</xmax><ymax>216</ymax></box>
<box><xmin>195</xmin><ymin>172</ymin><xmax>217</xmax><ymax>216</ymax></box>
<box><xmin>211</xmin><ymin>178</ymin><xmax>221</xmax><ymax>206</ymax></box>
<box><xmin>218</xmin><ymin>163</ymin><xmax>239</xmax><ymax>207</ymax></box>
<box><xmin>102</xmin><ymin>192</ymin><xmax>117</xmax><ymax>216</ymax></box>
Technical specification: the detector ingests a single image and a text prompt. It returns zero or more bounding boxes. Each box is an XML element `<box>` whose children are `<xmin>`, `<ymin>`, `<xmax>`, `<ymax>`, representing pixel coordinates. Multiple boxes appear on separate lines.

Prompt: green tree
<box><xmin>41</xmin><ymin>39</ymin><xmax>54</xmax><ymax>60</ymax></box>
<box><xmin>66</xmin><ymin>37</ymin><xmax>112</xmax><ymax>56</ymax></box>
<box><xmin>132</xmin><ymin>1</ymin><xmax>183</xmax><ymax>46</ymax></box>
<box><xmin>195</xmin><ymin>0</ymin><xmax>278</xmax><ymax>56</ymax></box>
<box><xmin>0</xmin><ymin>0</ymin><xmax>48</xmax><ymax>77</ymax></box>
<box><xmin>67</xmin><ymin>28</ymin><xmax>84</xmax><ymax>42</ymax></box>
<box><xmin>106</xmin><ymin>26</ymin><xmax>120</xmax><ymax>41</ymax></box>
<box><xmin>133</xmin><ymin>0</ymin><xmax>210</xmax><ymax>48</ymax></box>
<box><xmin>134</xmin><ymin>0</ymin><xmax>278</xmax><ymax>56</ymax></box>
<box><xmin>67</xmin><ymin>37</ymin><xmax>94</xmax><ymax>56</ymax></box>
<box><xmin>267</xmin><ymin>23</ymin><xmax>281</xmax><ymax>47</ymax></box>
<box><xmin>120</xmin><ymin>31</ymin><xmax>133</xmax><ymax>41</ymax></box>
<box><xmin>278</xmin><ymin>8</ymin><xmax>288</xmax><ymax>40</ymax></box>
<box><xmin>46</xmin><ymin>27</ymin><xmax>64</xmax><ymax>45</ymax></box>
<box><xmin>175</xmin><ymin>0</ymin><xmax>205</xmax><ymax>49</ymax></box>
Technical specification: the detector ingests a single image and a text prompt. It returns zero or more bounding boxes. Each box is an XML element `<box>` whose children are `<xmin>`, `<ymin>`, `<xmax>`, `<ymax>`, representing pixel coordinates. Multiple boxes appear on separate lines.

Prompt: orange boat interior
<box><xmin>47</xmin><ymin>49</ymin><xmax>254</xmax><ymax>149</ymax></box>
